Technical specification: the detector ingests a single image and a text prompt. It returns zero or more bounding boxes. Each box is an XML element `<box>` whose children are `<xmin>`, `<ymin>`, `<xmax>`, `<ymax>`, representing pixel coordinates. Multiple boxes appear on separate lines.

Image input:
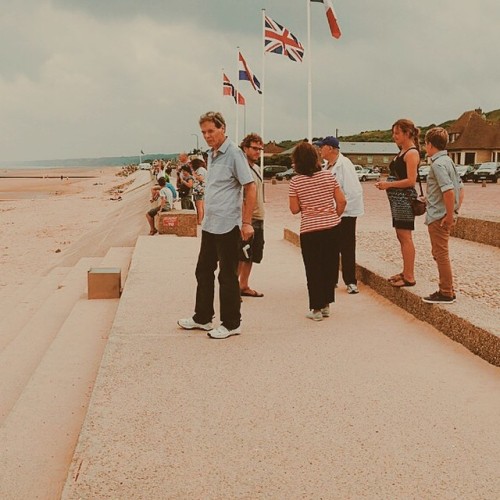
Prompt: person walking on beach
<box><xmin>289</xmin><ymin>142</ymin><xmax>346</xmax><ymax>321</ymax></box>
<box><xmin>178</xmin><ymin>111</ymin><xmax>256</xmax><ymax>339</ymax></box>
<box><xmin>239</xmin><ymin>133</ymin><xmax>265</xmax><ymax>298</ymax></box>
<box><xmin>375</xmin><ymin>119</ymin><xmax>420</xmax><ymax>288</ymax></box>
<box><xmin>316</xmin><ymin>136</ymin><xmax>364</xmax><ymax>295</ymax></box>
<box><xmin>422</xmin><ymin>127</ymin><xmax>463</xmax><ymax>304</ymax></box>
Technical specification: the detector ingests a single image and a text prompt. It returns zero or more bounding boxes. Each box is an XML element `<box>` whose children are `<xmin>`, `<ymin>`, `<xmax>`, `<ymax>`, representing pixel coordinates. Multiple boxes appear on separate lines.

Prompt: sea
<box><xmin>0</xmin><ymin>153</ymin><xmax>178</xmax><ymax>171</ymax></box>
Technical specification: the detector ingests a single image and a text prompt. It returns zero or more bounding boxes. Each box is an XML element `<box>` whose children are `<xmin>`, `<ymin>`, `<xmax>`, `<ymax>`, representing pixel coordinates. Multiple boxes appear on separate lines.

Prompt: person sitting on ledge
<box><xmin>146</xmin><ymin>176</ymin><xmax>173</xmax><ymax>235</ymax></box>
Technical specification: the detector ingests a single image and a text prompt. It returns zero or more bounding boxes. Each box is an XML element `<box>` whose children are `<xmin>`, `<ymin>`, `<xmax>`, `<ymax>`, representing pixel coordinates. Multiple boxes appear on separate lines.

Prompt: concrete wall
<box><xmin>452</xmin><ymin>216</ymin><xmax>500</xmax><ymax>247</ymax></box>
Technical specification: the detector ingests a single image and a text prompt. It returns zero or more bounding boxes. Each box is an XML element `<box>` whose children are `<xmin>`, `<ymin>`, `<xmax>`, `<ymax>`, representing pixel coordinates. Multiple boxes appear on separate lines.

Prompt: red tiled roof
<box><xmin>447</xmin><ymin>110</ymin><xmax>500</xmax><ymax>150</ymax></box>
<box><xmin>263</xmin><ymin>142</ymin><xmax>285</xmax><ymax>154</ymax></box>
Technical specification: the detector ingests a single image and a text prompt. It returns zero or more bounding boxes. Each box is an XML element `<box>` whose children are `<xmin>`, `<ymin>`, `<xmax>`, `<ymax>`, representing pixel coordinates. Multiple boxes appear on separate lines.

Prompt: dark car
<box><xmin>275</xmin><ymin>167</ymin><xmax>296</xmax><ymax>181</ymax></box>
<box><xmin>472</xmin><ymin>162</ymin><xmax>500</xmax><ymax>183</ymax></box>
<box><xmin>263</xmin><ymin>165</ymin><xmax>288</xmax><ymax>179</ymax></box>
<box><xmin>455</xmin><ymin>164</ymin><xmax>475</xmax><ymax>182</ymax></box>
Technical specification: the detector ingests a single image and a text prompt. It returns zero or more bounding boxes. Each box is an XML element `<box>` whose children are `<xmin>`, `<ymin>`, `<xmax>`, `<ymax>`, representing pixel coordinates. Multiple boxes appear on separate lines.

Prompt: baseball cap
<box><xmin>314</xmin><ymin>136</ymin><xmax>340</xmax><ymax>149</ymax></box>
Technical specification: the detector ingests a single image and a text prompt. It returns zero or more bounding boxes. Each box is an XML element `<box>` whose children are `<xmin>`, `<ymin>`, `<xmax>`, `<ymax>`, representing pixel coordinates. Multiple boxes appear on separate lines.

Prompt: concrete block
<box><xmin>158</xmin><ymin>209</ymin><xmax>197</xmax><ymax>237</ymax></box>
<box><xmin>88</xmin><ymin>267</ymin><xmax>121</xmax><ymax>299</ymax></box>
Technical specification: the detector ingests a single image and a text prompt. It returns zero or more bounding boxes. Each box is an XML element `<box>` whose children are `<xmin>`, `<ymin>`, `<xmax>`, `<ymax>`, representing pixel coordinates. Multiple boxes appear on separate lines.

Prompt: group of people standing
<box><xmin>176</xmin><ymin>111</ymin><xmax>463</xmax><ymax>339</ymax></box>
<box><xmin>375</xmin><ymin>119</ymin><xmax>463</xmax><ymax>304</ymax></box>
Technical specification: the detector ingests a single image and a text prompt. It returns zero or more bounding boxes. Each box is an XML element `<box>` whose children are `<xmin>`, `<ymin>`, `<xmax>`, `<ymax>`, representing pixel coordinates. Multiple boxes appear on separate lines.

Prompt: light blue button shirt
<box><xmin>202</xmin><ymin>137</ymin><xmax>254</xmax><ymax>234</ymax></box>
<box><xmin>425</xmin><ymin>150</ymin><xmax>463</xmax><ymax>225</ymax></box>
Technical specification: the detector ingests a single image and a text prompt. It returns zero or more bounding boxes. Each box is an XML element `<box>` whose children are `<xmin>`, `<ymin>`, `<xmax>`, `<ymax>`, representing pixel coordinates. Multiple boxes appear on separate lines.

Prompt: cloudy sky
<box><xmin>1</xmin><ymin>0</ymin><xmax>498</xmax><ymax>161</ymax></box>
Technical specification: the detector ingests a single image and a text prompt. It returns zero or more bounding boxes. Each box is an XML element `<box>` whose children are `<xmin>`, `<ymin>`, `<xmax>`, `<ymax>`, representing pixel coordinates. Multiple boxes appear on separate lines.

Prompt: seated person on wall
<box><xmin>151</xmin><ymin>177</ymin><xmax>177</xmax><ymax>203</ymax></box>
<box><xmin>146</xmin><ymin>176</ymin><xmax>173</xmax><ymax>235</ymax></box>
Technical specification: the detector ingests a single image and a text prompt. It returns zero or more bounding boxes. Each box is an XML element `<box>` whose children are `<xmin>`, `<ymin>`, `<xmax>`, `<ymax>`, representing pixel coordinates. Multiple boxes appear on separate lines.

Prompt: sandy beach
<box><xmin>0</xmin><ymin>167</ymin><xmax>143</xmax><ymax>304</ymax></box>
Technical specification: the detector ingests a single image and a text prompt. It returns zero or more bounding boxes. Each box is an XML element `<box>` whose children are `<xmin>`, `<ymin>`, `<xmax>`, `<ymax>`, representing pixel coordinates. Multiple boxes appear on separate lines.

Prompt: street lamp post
<box><xmin>191</xmin><ymin>133</ymin><xmax>199</xmax><ymax>153</ymax></box>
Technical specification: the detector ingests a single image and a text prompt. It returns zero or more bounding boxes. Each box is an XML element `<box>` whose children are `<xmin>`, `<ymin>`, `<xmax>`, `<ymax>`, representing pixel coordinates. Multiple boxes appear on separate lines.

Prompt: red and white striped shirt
<box><xmin>289</xmin><ymin>170</ymin><xmax>341</xmax><ymax>234</ymax></box>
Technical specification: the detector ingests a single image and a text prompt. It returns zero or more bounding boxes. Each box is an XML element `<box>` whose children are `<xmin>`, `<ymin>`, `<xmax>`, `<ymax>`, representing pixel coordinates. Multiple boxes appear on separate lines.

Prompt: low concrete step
<box><xmin>0</xmin><ymin>256</ymin><xmax>102</xmax><ymax>424</ymax></box>
<box><xmin>96</xmin><ymin>246</ymin><xmax>134</xmax><ymax>288</ymax></box>
<box><xmin>0</xmin><ymin>296</ymin><xmax>119</xmax><ymax>500</ymax></box>
<box><xmin>0</xmin><ymin>266</ymin><xmax>72</xmax><ymax>353</ymax></box>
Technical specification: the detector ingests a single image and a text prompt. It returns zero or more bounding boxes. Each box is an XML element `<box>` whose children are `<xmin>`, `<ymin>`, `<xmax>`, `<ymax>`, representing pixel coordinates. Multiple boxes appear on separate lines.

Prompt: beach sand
<box><xmin>0</xmin><ymin>167</ymin><xmax>148</xmax><ymax>305</ymax></box>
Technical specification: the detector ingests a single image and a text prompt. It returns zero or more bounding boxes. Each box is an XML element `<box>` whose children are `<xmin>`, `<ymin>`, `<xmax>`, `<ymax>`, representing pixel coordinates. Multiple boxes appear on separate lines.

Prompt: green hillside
<box><xmin>277</xmin><ymin>108</ymin><xmax>500</xmax><ymax>147</ymax></box>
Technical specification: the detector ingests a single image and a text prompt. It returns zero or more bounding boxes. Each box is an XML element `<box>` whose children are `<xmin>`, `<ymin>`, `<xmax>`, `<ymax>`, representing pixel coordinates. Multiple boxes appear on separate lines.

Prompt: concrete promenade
<box><xmin>62</xmin><ymin>180</ymin><xmax>500</xmax><ymax>499</ymax></box>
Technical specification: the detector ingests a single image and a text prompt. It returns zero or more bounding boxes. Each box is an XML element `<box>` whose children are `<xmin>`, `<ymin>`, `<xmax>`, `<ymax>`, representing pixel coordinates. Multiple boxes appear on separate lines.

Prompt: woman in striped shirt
<box><xmin>289</xmin><ymin>142</ymin><xmax>346</xmax><ymax>321</ymax></box>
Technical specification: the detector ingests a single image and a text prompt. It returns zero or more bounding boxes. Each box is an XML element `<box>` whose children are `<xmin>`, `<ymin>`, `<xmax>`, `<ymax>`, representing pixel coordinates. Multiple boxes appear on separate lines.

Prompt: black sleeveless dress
<box><xmin>386</xmin><ymin>148</ymin><xmax>418</xmax><ymax>230</ymax></box>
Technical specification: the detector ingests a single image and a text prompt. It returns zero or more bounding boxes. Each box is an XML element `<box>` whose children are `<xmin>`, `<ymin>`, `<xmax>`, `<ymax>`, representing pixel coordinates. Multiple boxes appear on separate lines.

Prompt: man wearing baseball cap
<box><xmin>315</xmin><ymin>136</ymin><xmax>364</xmax><ymax>294</ymax></box>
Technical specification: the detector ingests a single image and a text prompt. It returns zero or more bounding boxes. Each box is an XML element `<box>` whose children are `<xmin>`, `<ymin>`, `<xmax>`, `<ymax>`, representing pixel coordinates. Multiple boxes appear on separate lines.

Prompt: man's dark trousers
<box><xmin>334</xmin><ymin>216</ymin><xmax>357</xmax><ymax>286</ymax></box>
<box><xmin>193</xmin><ymin>226</ymin><xmax>241</xmax><ymax>330</ymax></box>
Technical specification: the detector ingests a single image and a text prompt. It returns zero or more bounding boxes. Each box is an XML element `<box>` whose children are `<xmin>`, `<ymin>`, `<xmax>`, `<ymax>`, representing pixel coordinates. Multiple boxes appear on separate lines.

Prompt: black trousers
<box><xmin>333</xmin><ymin>216</ymin><xmax>357</xmax><ymax>286</ymax></box>
<box><xmin>300</xmin><ymin>226</ymin><xmax>339</xmax><ymax>310</ymax></box>
<box><xmin>193</xmin><ymin>226</ymin><xmax>241</xmax><ymax>330</ymax></box>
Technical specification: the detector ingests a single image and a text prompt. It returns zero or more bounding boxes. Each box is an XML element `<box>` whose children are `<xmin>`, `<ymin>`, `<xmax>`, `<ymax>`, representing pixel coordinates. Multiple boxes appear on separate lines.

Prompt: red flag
<box><xmin>311</xmin><ymin>0</ymin><xmax>341</xmax><ymax>39</ymax></box>
<box><xmin>223</xmin><ymin>73</ymin><xmax>245</xmax><ymax>105</ymax></box>
<box><xmin>223</xmin><ymin>73</ymin><xmax>235</xmax><ymax>98</ymax></box>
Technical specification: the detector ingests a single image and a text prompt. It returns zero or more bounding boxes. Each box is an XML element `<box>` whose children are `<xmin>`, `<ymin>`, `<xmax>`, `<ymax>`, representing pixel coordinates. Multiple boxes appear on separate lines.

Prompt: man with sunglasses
<box><xmin>238</xmin><ymin>133</ymin><xmax>265</xmax><ymax>298</ymax></box>
<box><xmin>178</xmin><ymin>112</ymin><xmax>256</xmax><ymax>339</ymax></box>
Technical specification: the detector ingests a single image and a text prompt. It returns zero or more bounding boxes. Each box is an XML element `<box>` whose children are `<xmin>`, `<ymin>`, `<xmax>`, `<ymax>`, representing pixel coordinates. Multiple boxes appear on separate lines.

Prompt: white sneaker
<box><xmin>321</xmin><ymin>306</ymin><xmax>330</xmax><ymax>318</ymax></box>
<box><xmin>306</xmin><ymin>310</ymin><xmax>323</xmax><ymax>321</ymax></box>
<box><xmin>207</xmin><ymin>325</ymin><xmax>241</xmax><ymax>339</ymax></box>
<box><xmin>346</xmin><ymin>284</ymin><xmax>359</xmax><ymax>294</ymax></box>
<box><xmin>177</xmin><ymin>317</ymin><xmax>213</xmax><ymax>331</ymax></box>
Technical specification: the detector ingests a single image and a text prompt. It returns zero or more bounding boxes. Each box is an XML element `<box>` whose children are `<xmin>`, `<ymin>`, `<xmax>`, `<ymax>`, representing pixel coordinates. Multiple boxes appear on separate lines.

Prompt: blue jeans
<box><xmin>193</xmin><ymin>226</ymin><xmax>241</xmax><ymax>330</ymax></box>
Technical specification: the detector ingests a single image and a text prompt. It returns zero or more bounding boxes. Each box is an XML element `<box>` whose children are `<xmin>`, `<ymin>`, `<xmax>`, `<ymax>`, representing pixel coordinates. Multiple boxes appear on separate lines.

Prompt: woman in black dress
<box><xmin>375</xmin><ymin>119</ymin><xmax>420</xmax><ymax>287</ymax></box>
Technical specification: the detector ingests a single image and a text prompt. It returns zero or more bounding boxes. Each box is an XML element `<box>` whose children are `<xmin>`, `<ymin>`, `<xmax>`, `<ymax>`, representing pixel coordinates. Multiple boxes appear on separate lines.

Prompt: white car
<box><xmin>418</xmin><ymin>165</ymin><xmax>430</xmax><ymax>181</ymax></box>
<box><xmin>355</xmin><ymin>166</ymin><xmax>380</xmax><ymax>182</ymax></box>
<box><xmin>138</xmin><ymin>162</ymin><xmax>151</xmax><ymax>170</ymax></box>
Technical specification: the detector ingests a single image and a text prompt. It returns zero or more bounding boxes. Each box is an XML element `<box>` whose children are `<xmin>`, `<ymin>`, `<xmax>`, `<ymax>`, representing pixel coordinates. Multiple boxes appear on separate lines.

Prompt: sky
<box><xmin>1</xmin><ymin>0</ymin><xmax>499</xmax><ymax>162</ymax></box>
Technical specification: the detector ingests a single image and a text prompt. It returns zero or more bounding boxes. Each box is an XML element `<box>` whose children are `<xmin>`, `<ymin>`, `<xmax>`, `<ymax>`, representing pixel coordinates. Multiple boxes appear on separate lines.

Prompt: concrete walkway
<box><xmin>63</xmin><ymin>206</ymin><xmax>500</xmax><ymax>498</ymax></box>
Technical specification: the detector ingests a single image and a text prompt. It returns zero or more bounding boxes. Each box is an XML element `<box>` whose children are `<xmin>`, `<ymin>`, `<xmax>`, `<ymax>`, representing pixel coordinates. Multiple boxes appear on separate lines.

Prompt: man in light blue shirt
<box><xmin>178</xmin><ymin>111</ymin><xmax>256</xmax><ymax>339</ymax></box>
<box><xmin>422</xmin><ymin>127</ymin><xmax>463</xmax><ymax>304</ymax></box>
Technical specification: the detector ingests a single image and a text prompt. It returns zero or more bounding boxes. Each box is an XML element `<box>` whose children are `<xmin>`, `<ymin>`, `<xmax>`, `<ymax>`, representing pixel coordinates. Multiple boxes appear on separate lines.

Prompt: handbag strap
<box><xmin>416</xmin><ymin>170</ymin><xmax>424</xmax><ymax>197</ymax></box>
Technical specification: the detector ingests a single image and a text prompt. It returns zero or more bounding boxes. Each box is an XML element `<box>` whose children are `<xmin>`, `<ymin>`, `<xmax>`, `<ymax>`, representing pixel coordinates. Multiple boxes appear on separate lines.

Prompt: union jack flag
<box><xmin>264</xmin><ymin>15</ymin><xmax>304</xmax><ymax>63</ymax></box>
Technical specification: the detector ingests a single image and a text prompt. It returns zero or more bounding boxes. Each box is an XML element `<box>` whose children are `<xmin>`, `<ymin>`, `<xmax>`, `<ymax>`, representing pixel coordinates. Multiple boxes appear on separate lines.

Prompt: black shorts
<box><xmin>239</xmin><ymin>220</ymin><xmax>264</xmax><ymax>263</ymax></box>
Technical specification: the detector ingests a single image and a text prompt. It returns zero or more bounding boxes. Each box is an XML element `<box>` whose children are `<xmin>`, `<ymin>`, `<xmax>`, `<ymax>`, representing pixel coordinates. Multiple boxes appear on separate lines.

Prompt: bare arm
<box><xmin>440</xmin><ymin>189</ymin><xmax>456</xmax><ymax>229</ymax></box>
<box><xmin>289</xmin><ymin>195</ymin><xmax>300</xmax><ymax>214</ymax></box>
<box><xmin>241</xmin><ymin>182</ymin><xmax>256</xmax><ymax>241</ymax></box>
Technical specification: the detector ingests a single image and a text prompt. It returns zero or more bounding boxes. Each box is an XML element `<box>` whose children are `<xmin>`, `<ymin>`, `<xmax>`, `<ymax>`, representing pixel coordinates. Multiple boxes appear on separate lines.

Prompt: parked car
<box><xmin>473</xmin><ymin>162</ymin><xmax>500</xmax><ymax>183</ymax></box>
<box><xmin>455</xmin><ymin>164</ymin><xmax>476</xmax><ymax>182</ymax></box>
<box><xmin>263</xmin><ymin>165</ymin><xmax>288</xmax><ymax>179</ymax></box>
<box><xmin>418</xmin><ymin>165</ymin><xmax>430</xmax><ymax>181</ymax></box>
<box><xmin>355</xmin><ymin>167</ymin><xmax>380</xmax><ymax>182</ymax></box>
<box><xmin>138</xmin><ymin>162</ymin><xmax>151</xmax><ymax>170</ymax></box>
<box><xmin>275</xmin><ymin>167</ymin><xmax>296</xmax><ymax>181</ymax></box>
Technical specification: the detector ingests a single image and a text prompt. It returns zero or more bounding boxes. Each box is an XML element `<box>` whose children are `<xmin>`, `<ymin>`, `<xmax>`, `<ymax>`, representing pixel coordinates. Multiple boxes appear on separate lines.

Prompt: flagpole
<box><xmin>307</xmin><ymin>0</ymin><xmax>313</xmax><ymax>142</ymax></box>
<box><xmin>243</xmin><ymin>102</ymin><xmax>247</xmax><ymax>137</ymax></box>
<box><xmin>260</xmin><ymin>9</ymin><xmax>266</xmax><ymax>181</ymax></box>
<box><xmin>235</xmin><ymin>47</ymin><xmax>240</xmax><ymax>144</ymax></box>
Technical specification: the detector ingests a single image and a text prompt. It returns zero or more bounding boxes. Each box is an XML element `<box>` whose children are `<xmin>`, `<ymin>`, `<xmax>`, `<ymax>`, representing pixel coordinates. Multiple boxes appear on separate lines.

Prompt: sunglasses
<box><xmin>200</xmin><ymin>111</ymin><xmax>226</xmax><ymax>128</ymax></box>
